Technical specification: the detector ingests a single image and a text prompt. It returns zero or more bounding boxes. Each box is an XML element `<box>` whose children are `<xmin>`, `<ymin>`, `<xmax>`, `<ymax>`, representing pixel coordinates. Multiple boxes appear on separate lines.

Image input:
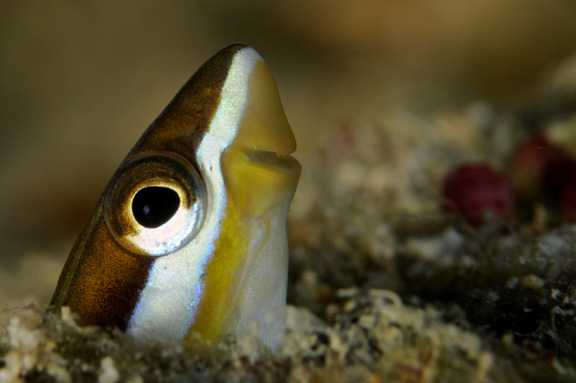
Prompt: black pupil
<box><xmin>132</xmin><ymin>186</ymin><xmax>180</xmax><ymax>228</ymax></box>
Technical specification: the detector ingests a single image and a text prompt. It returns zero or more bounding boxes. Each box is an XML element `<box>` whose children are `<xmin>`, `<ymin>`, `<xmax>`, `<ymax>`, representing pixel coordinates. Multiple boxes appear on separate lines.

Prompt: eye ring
<box><xmin>103</xmin><ymin>151</ymin><xmax>206</xmax><ymax>257</ymax></box>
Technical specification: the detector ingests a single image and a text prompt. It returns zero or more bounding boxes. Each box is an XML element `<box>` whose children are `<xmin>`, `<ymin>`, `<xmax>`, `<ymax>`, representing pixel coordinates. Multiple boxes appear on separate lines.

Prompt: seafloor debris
<box><xmin>0</xmin><ymin>291</ymin><xmax>525</xmax><ymax>383</ymax></box>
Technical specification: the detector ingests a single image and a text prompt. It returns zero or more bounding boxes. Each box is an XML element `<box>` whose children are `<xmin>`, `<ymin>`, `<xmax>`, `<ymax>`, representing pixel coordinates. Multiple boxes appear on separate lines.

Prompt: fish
<box><xmin>50</xmin><ymin>43</ymin><xmax>301</xmax><ymax>353</ymax></box>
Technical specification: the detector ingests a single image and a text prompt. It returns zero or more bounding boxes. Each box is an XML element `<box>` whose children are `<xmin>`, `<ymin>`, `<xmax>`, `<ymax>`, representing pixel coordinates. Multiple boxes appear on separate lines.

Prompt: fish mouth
<box><xmin>245</xmin><ymin>150</ymin><xmax>299</xmax><ymax>171</ymax></box>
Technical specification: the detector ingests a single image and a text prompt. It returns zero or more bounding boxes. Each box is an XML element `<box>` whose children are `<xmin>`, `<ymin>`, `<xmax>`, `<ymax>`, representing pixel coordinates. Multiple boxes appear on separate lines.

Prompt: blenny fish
<box><xmin>50</xmin><ymin>44</ymin><xmax>301</xmax><ymax>352</ymax></box>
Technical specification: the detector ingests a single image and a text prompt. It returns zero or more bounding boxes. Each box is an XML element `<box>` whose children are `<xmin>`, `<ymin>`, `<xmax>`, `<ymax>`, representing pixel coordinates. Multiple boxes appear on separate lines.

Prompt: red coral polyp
<box><xmin>442</xmin><ymin>164</ymin><xmax>517</xmax><ymax>227</ymax></box>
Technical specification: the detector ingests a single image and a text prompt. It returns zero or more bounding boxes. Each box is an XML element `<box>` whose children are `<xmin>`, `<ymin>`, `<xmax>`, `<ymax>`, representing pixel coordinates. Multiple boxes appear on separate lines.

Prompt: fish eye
<box><xmin>132</xmin><ymin>186</ymin><xmax>181</xmax><ymax>229</ymax></box>
<box><xmin>104</xmin><ymin>151</ymin><xmax>206</xmax><ymax>256</ymax></box>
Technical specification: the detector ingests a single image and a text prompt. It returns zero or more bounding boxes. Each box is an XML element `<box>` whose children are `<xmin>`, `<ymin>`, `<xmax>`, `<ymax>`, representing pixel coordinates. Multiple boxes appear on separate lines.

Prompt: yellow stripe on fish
<box><xmin>50</xmin><ymin>44</ymin><xmax>301</xmax><ymax>352</ymax></box>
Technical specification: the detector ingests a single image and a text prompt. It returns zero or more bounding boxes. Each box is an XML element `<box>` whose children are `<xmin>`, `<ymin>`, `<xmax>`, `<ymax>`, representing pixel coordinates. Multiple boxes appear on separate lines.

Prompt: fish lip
<box><xmin>243</xmin><ymin>149</ymin><xmax>298</xmax><ymax>167</ymax></box>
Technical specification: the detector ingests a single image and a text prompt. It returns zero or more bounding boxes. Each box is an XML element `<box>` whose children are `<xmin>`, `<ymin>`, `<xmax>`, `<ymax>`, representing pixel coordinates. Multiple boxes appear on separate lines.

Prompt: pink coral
<box><xmin>442</xmin><ymin>164</ymin><xmax>517</xmax><ymax>227</ymax></box>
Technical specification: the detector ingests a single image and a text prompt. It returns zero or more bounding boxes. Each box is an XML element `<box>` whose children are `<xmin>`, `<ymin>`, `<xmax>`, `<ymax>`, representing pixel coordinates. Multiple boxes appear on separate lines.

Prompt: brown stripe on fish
<box><xmin>50</xmin><ymin>201</ymin><xmax>153</xmax><ymax>330</ymax></box>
